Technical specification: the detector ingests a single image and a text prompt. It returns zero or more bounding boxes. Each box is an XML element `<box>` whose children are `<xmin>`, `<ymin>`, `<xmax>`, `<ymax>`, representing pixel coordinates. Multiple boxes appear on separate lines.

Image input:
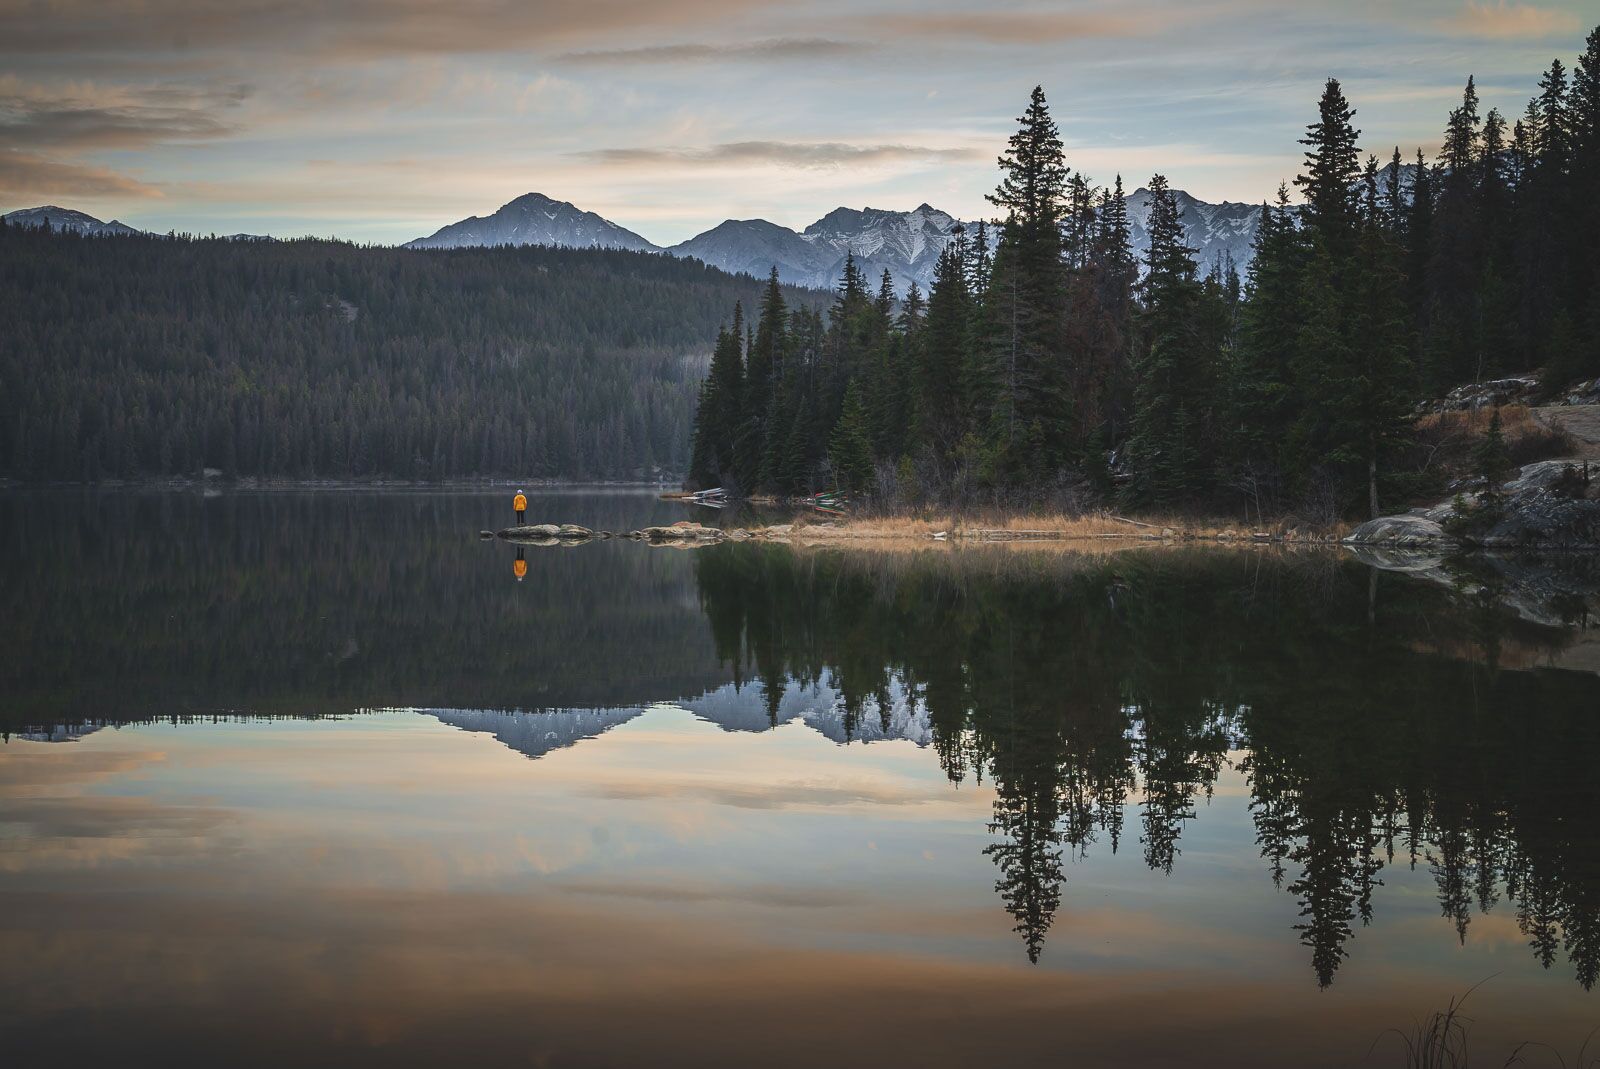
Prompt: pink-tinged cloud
<box><xmin>0</xmin><ymin>150</ymin><xmax>162</xmax><ymax>199</ymax></box>
<box><xmin>856</xmin><ymin>9</ymin><xmax>1158</xmax><ymax>45</ymax></box>
<box><xmin>0</xmin><ymin>0</ymin><xmax>782</xmax><ymax>57</ymax></box>
<box><xmin>1441</xmin><ymin>1</ymin><xmax>1580</xmax><ymax>39</ymax></box>
<box><xmin>581</xmin><ymin>141</ymin><xmax>983</xmax><ymax>170</ymax></box>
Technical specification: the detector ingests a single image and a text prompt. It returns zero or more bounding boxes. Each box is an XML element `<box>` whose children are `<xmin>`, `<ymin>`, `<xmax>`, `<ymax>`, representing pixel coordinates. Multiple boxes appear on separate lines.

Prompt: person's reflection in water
<box><xmin>513</xmin><ymin>546</ymin><xmax>527</xmax><ymax>582</ymax></box>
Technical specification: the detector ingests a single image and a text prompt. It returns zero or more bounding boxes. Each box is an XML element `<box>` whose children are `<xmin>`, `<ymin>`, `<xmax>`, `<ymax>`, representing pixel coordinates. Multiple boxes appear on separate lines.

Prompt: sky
<box><xmin>0</xmin><ymin>0</ymin><xmax>1593</xmax><ymax>245</ymax></box>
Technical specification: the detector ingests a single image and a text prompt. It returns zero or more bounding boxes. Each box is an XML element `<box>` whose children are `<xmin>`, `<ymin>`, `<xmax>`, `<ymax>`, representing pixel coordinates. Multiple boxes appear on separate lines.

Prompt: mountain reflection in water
<box><xmin>3</xmin><ymin>489</ymin><xmax>1599</xmax><ymax>1066</ymax></box>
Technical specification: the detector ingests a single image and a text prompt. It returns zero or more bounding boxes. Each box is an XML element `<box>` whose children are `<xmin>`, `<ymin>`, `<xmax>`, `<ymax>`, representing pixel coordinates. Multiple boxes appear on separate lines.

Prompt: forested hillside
<box><xmin>0</xmin><ymin>229</ymin><xmax>813</xmax><ymax>481</ymax></box>
<box><xmin>689</xmin><ymin>25</ymin><xmax>1600</xmax><ymax>519</ymax></box>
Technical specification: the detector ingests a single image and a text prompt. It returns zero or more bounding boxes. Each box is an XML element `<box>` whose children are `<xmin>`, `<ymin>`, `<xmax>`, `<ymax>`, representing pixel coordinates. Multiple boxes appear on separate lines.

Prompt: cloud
<box><xmin>559</xmin><ymin>37</ymin><xmax>870</xmax><ymax>65</ymax></box>
<box><xmin>1439</xmin><ymin>1</ymin><xmax>1580</xmax><ymax>39</ymax></box>
<box><xmin>553</xmin><ymin>880</ymin><xmax>861</xmax><ymax>908</ymax></box>
<box><xmin>0</xmin><ymin>0</ymin><xmax>778</xmax><ymax>59</ymax></box>
<box><xmin>0</xmin><ymin>149</ymin><xmax>161</xmax><ymax>199</ymax></box>
<box><xmin>0</xmin><ymin>81</ymin><xmax>248</xmax><ymax>150</ymax></box>
<box><xmin>586</xmin><ymin>777</ymin><xmax>945</xmax><ymax>809</ymax></box>
<box><xmin>856</xmin><ymin>9</ymin><xmax>1154</xmax><ymax>45</ymax></box>
<box><xmin>580</xmin><ymin>140</ymin><xmax>983</xmax><ymax>170</ymax></box>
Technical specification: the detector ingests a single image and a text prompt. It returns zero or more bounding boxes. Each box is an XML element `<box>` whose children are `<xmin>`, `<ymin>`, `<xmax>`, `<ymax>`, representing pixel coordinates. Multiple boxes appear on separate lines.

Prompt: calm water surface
<box><xmin>2</xmin><ymin>489</ymin><xmax>1598</xmax><ymax>1067</ymax></box>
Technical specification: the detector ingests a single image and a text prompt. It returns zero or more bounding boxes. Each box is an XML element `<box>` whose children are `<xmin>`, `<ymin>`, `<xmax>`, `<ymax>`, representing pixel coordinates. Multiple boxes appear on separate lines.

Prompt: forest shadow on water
<box><xmin>3</xmin><ymin>489</ymin><xmax>1600</xmax><ymax>1067</ymax></box>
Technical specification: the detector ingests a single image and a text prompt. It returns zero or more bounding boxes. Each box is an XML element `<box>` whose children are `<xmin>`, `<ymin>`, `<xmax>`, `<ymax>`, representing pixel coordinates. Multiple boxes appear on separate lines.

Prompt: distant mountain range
<box><xmin>14</xmin><ymin>174</ymin><xmax>1429</xmax><ymax>293</ymax></box>
<box><xmin>399</xmin><ymin>190</ymin><xmax>1289</xmax><ymax>293</ymax></box>
<box><xmin>402</xmin><ymin>191</ymin><xmax>659</xmax><ymax>253</ymax></box>
<box><xmin>3</xmin><ymin>205</ymin><xmax>141</xmax><ymax>238</ymax></box>
<box><xmin>424</xmin><ymin>677</ymin><xmax>931</xmax><ymax>761</ymax></box>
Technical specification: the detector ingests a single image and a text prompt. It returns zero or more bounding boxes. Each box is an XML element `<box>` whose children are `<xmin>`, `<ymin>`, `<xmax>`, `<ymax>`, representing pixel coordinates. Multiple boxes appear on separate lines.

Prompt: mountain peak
<box><xmin>404</xmin><ymin>193</ymin><xmax>659</xmax><ymax>252</ymax></box>
<box><xmin>3</xmin><ymin>205</ymin><xmax>142</xmax><ymax>237</ymax></box>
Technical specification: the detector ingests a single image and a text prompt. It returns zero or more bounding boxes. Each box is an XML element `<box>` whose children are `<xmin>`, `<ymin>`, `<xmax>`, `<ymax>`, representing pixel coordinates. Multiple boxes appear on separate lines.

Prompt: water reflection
<box><xmin>692</xmin><ymin>544</ymin><xmax>1600</xmax><ymax>987</ymax></box>
<box><xmin>3</xmin><ymin>487</ymin><xmax>1600</xmax><ymax>1043</ymax></box>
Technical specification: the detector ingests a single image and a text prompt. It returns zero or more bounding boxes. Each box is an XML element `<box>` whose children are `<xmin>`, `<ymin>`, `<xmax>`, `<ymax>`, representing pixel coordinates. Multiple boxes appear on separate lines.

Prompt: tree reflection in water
<box><xmin>693</xmin><ymin>544</ymin><xmax>1600</xmax><ymax>988</ymax></box>
<box><xmin>5</xmin><ymin>488</ymin><xmax>1599</xmax><ymax>993</ymax></box>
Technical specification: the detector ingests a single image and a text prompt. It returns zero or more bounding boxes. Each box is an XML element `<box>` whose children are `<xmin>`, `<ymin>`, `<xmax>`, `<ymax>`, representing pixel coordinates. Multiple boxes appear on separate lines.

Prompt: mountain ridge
<box><xmin>14</xmin><ymin>174</ymin><xmax>1415</xmax><ymax>294</ymax></box>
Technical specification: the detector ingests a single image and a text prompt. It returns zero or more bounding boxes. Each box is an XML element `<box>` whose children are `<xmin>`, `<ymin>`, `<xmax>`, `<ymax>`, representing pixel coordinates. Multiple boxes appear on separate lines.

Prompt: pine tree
<box><xmin>985</xmin><ymin>85</ymin><xmax>1074</xmax><ymax>477</ymax></box>
<box><xmin>739</xmin><ymin>269</ymin><xmax>788</xmax><ymax>490</ymax></box>
<box><xmin>687</xmin><ymin>318</ymin><xmax>744</xmax><ymax>488</ymax></box>
<box><xmin>1295</xmin><ymin>79</ymin><xmax>1362</xmax><ymax>251</ymax></box>
<box><xmin>1291</xmin><ymin>80</ymin><xmax>1415</xmax><ymax>517</ymax></box>
<box><xmin>829</xmin><ymin>380</ymin><xmax>875</xmax><ymax>493</ymax></box>
<box><xmin>1474</xmin><ymin>408</ymin><xmax>1511</xmax><ymax>501</ymax></box>
<box><xmin>1124</xmin><ymin>175</ymin><xmax>1210</xmax><ymax>505</ymax></box>
<box><xmin>1381</xmin><ymin>146</ymin><xmax>1407</xmax><ymax>234</ymax></box>
<box><xmin>1571</xmin><ymin>28</ymin><xmax>1600</xmax><ymax>379</ymax></box>
<box><xmin>919</xmin><ymin>241</ymin><xmax>972</xmax><ymax>465</ymax></box>
<box><xmin>1226</xmin><ymin>183</ymin><xmax>1304</xmax><ymax>506</ymax></box>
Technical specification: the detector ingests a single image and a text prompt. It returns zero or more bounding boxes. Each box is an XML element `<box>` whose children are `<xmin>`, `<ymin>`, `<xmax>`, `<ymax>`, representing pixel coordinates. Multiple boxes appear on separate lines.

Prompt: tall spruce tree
<box><xmin>984</xmin><ymin>85</ymin><xmax>1074</xmax><ymax>478</ymax></box>
<box><xmin>829</xmin><ymin>380</ymin><xmax>876</xmax><ymax>493</ymax></box>
<box><xmin>919</xmin><ymin>241</ymin><xmax>973</xmax><ymax>466</ymax></box>
<box><xmin>1124</xmin><ymin>175</ymin><xmax>1212</xmax><ymax>506</ymax></box>
<box><xmin>747</xmin><ymin>268</ymin><xmax>789</xmax><ymax>491</ymax></box>
<box><xmin>687</xmin><ymin>318</ymin><xmax>745</xmax><ymax>488</ymax></box>
<box><xmin>1291</xmin><ymin>78</ymin><xmax>1414</xmax><ymax>517</ymax></box>
<box><xmin>1225</xmin><ymin>183</ymin><xmax>1304</xmax><ymax>510</ymax></box>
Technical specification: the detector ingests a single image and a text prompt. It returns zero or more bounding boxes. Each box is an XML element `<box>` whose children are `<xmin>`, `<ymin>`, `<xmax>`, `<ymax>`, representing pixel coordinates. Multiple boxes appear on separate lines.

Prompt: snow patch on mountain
<box><xmin>403</xmin><ymin>192</ymin><xmax>661</xmax><ymax>253</ymax></box>
<box><xmin>3</xmin><ymin>205</ymin><xmax>141</xmax><ymax>237</ymax></box>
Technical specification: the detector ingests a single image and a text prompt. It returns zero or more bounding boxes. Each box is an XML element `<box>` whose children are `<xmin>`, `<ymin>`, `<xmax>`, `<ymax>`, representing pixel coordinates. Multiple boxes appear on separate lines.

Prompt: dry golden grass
<box><xmin>1415</xmin><ymin>404</ymin><xmax>1542</xmax><ymax>438</ymax></box>
<box><xmin>774</xmin><ymin>510</ymin><xmax>1349</xmax><ymax>546</ymax></box>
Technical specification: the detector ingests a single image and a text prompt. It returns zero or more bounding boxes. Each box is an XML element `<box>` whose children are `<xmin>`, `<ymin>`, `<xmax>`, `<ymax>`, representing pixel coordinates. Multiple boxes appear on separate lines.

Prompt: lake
<box><xmin>3</xmin><ymin>488</ymin><xmax>1598</xmax><ymax>1067</ymax></box>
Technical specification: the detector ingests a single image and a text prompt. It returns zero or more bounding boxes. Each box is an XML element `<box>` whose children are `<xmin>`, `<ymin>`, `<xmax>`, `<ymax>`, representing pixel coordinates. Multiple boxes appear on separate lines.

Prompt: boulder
<box><xmin>1479</xmin><ymin>491</ymin><xmax>1600</xmax><ymax>548</ymax></box>
<box><xmin>1502</xmin><ymin>459</ymin><xmax>1587</xmax><ymax>496</ymax></box>
<box><xmin>1344</xmin><ymin>514</ymin><xmax>1455</xmax><ymax>548</ymax></box>
<box><xmin>556</xmin><ymin>524</ymin><xmax>593</xmax><ymax>539</ymax></box>
<box><xmin>640</xmin><ymin>525</ymin><xmax>725</xmax><ymax>543</ymax></box>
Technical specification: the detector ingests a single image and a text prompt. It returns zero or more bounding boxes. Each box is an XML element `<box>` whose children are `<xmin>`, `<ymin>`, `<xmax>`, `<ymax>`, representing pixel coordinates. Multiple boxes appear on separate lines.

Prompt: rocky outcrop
<box><xmin>1344</xmin><ymin>514</ymin><xmax>1455</xmax><ymax>548</ymax></box>
<box><xmin>635</xmin><ymin>523</ymin><xmax>726</xmax><ymax>545</ymax></box>
<box><xmin>1347</xmin><ymin>458</ymin><xmax>1600</xmax><ymax>551</ymax></box>
<box><xmin>497</xmin><ymin>523</ymin><xmax>599</xmax><ymax>543</ymax></box>
<box><xmin>1415</xmin><ymin>375</ymin><xmax>1539</xmax><ymax>414</ymax></box>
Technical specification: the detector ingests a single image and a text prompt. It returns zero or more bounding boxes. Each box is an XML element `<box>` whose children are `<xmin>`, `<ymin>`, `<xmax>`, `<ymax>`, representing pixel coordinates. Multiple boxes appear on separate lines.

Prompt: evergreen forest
<box><xmin>0</xmin><ymin>230</ymin><xmax>814</xmax><ymax>481</ymax></box>
<box><xmin>689</xmin><ymin>25</ymin><xmax>1600</xmax><ymax>519</ymax></box>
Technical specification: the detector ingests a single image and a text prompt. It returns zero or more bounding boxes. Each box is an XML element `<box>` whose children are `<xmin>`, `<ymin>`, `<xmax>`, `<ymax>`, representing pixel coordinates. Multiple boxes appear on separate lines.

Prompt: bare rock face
<box><xmin>1479</xmin><ymin>491</ymin><xmax>1600</xmax><ymax>548</ymax></box>
<box><xmin>1503</xmin><ymin>460</ymin><xmax>1587</xmax><ymax>495</ymax></box>
<box><xmin>1344</xmin><ymin>514</ymin><xmax>1455</xmax><ymax>548</ymax></box>
<box><xmin>1415</xmin><ymin>375</ymin><xmax>1539</xmax><ymax>414</ymax></box>
<box><xmin>1351</xmin><ymin>459</ymin><xmax>1600</xmax><ymax>551</ymax></box>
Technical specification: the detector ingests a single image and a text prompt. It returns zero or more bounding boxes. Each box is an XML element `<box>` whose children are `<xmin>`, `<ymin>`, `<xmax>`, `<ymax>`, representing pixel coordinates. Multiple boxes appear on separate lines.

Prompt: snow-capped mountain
<box><xmin>37</xmin><ymin>170</ymin><xmax>1436</xmax><ymax>288</ymax></box>
<box><xmin>405</xmin><ymin>189</ymin><xmax>1282</xmax><ymax>293</ymax></box>
<box><xmin>403</xmin><ymin>192</ymin><xmax>661</xmax><ymax>252</ymax></box>
<box><xmin>2</xmin><ymin>205</ymin><xmax>141</xmax><ymax>237</ymax></box>
<box><xmin>668</xmin><ymin>203</ymin><xmax>970</xmax><ymax>296</ymax></box>
<box><xmin>427</xmin><ymin>706</ymin><xmax>646</xmax><ymax>759</ymax></box>
<box><xmin>1125</xmin><ymin>187</ymin><xmax>1263</xmax><ymax>277</ymax></box>
<box><xmin>421</xmin><ymin>677</ymin><xmax>932</xmax><ymax>762</ymax></box>
<box><xmin>665</xmin><ymin>217</ymin><xmax>825</xmax><ymax>285</ymax></box>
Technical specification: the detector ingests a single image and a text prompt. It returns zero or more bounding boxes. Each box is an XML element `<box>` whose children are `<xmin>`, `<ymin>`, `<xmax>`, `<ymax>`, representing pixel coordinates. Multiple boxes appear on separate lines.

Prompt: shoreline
<box><xmin>0</xmin><ymin>477</ymin><xmax>679</xmax><ymax>493</ymax></box>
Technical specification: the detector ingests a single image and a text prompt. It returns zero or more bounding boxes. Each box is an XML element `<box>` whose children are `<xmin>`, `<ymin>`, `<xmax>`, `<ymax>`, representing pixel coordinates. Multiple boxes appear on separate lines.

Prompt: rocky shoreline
<box><xmin>1345</xmin><ymin>458</ymin><xmax>1600</xmax><ymax>551</ymax></box>
<box><xmin>487</xmin><ymin>519</ymin><xmax>1347</xmax><ymax>549</ymax></box>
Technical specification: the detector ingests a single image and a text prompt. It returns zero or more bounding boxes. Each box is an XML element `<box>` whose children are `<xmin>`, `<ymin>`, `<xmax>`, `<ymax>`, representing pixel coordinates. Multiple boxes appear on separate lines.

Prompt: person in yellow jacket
<box><xmin>513</xmin><ymin>489</ymin><xmax>527</xmax><ymax>524</ymax></box>
<box><xmin>513</xmin><ymin>547</ymin><xmax>527</xmax><ymax>582</ymax></box>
